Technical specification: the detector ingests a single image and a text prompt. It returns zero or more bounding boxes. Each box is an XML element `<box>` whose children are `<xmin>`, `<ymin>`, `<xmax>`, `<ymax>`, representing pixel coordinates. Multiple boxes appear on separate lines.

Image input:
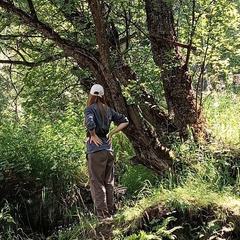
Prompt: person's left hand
<box><xmin>90</xmin><ymin>135</ymin><xmax>103</xmax><ymax>146</ymax></box>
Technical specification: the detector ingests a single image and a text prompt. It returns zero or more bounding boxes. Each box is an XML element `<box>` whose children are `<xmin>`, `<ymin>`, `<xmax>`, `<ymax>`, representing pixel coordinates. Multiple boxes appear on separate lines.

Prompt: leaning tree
<box><xmin>0</xmin><ymin>0</ymin><xmax>209</xmax><ymax>174</ymax></box>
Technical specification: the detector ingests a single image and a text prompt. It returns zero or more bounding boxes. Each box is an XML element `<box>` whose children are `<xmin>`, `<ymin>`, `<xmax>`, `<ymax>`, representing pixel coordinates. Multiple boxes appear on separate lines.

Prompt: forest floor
<box><xmin>83</xmin><ymin>194</ymin><xmax>240</xmax><ymax>239</ymax></box>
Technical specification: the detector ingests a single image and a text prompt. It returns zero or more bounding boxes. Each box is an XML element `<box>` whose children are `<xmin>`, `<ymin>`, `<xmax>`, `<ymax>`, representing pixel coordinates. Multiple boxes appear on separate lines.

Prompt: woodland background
<box><xmin>0</xmin><ymin>0</ymin><xmax>239</xmax><ymax>239</ymax></box>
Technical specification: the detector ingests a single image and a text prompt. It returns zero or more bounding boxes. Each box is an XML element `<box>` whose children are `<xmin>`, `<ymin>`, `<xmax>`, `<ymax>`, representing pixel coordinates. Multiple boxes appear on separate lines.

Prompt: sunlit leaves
<box><xmin>177</xmin><ymin>0</ymin><xmax>240</xmax><ymax>83</ymax></box>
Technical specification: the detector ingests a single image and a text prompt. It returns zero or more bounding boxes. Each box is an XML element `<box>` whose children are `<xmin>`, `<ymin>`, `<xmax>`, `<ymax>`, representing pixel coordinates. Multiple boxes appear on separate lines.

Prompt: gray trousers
<box><xmin>87</xmin><ymin>150</ymin><xmax>115</xmax><ymax>217</ymax></box>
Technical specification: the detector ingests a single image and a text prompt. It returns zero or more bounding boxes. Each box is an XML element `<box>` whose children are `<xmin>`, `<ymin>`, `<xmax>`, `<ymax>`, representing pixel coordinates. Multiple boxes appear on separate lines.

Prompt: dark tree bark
<box><xmin>86</xmin><ymin>0</ymin><xmax>173</xmax><ymax>173</ymax></box>
<box><xmin>145</xmin><ymin>0</ymin><xmax>207</xmax><ymax>141</ymax></box>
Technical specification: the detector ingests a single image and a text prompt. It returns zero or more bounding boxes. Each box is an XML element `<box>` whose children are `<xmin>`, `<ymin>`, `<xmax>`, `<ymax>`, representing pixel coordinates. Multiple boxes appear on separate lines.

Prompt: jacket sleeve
<box><xmin>110</xmin><ymin>108</ymin><xmax>129</xmax><ymax>125</ymax></box>
<box><xmin>84</xmin><ymin>108</ymin><xmax>96</xmax><ymax>131</ymax></box>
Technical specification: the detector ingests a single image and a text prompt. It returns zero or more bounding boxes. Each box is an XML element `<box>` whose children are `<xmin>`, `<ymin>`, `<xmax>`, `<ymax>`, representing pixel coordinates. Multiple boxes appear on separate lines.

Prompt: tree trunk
<box><xmin>87</xmin><ymin>0</ymin><xmax>173</xmax><ymax>173</ymax></box>
<box><xmin>145</xmin><ymin>0</ymin><xmax>207</xmax><ymax>141</ymax></box>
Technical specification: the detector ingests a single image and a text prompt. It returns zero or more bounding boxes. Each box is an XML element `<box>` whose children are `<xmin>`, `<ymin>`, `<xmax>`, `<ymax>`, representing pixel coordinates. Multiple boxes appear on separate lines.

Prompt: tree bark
<box><xmin>87</xmin><ymin>0</ymin><xmax>172</xmax><ymax>173</ymax></box>
<box><xmin>145</xmin><ymin>0</ymin><xmax>207</xmax><ymax>141</ymax></box>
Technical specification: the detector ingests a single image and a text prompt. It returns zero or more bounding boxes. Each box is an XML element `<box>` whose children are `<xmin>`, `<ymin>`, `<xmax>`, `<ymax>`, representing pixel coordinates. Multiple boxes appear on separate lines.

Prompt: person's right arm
<box><xmin>108</xmin><ymin>122</ymin><xmax>129</xmax><ymax>144</ymax></box>
<box><xmin>108</xmin><ymin>109</ymin><xmax>129</xmax><ymax>143</ymax></box>
<box><xmin>108</xmin><ymin>121</ymin><xmax>129</xmax><ymax>137</ymax></box>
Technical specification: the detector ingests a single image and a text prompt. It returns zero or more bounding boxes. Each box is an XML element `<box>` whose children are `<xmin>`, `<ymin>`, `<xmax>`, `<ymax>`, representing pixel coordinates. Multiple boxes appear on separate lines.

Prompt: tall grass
<box><xmin>0</xmin><ymin>112</ymin><xmax>89</xmax><ymax>237</ymax></box>
<box><xmin>203</xmin><ymin>89</ymin><xmax>240</xmax><ymax>147</ymax></box>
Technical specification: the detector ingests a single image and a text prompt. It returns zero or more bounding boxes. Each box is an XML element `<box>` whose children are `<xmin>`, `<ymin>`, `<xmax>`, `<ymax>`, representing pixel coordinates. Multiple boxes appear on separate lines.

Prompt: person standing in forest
<box><xmin>84</xmin><ymin>84</ymin><xmax>129</xmax><ymax>220</ymax></box>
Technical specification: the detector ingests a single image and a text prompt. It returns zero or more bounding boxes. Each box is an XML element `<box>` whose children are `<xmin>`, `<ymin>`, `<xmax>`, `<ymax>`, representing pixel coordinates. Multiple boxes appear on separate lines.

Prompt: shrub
<box><xmin>0</xmin><ymin>119</ymin><xmax>88</xmax><ymax>236</ymax></box>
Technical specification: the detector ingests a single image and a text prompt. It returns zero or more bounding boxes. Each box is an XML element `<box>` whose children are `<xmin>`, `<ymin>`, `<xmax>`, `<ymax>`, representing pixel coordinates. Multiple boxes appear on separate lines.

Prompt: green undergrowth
<box><xmin>53</xmin><ymin>172</ymin><xmax>240</xmax><ymax>239</ymax></box>
<box><xmin>115</xmin><ymin>183</ymin><xmax>240</xmax><ymax>239</ymax></box>
<box><xmin>52</xmin><ymin>137</ymin><xmax>240</xmax><ymax>239</ymax></box>
<box><xmin>203</xmin><ymin>89</ymin><xmax>240</xmax><ymax>147</ymax></box>
<box><xmin>0</xmin><ymin>89</ymin><xmax>240</xmax><ymax>239</ymax></box>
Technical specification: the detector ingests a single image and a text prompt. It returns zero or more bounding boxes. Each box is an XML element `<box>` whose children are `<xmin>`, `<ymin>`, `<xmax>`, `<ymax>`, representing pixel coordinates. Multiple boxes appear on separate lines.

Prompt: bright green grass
<box><xmin>203</xmin><ymin>90</ymin><xmax>240</xmax><ymax>147</ymax></box>
<box><xmin>119</xmin><ymin>179</ymin><xmax>240</xmax><ymax>225</ymax></box>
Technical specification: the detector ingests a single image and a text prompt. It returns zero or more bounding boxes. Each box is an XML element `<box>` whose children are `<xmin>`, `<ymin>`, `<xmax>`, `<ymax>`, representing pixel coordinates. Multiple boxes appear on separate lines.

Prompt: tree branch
<box><xmin>0</xmin><ymin>0</ymin><xmax>101</xmax><ymax>72</ymax></box>
<box><xmin>150</xmin><ymin>35</ymin><xmax>197</xmax><ymax>51</ymax></box>
<box><xmin>27</xmin><ymin>0</ymin><xmax>37</xmax><ymax>19</ymax></box>
<box><xmin>0</xmin><ymin>34</ymin><xmax>43</xmax><ymax>39</ymax></box>
<box><xmin>0</xmin><ymin>53</ymin><xmax>65</xmax><ymax>67</ymax></box>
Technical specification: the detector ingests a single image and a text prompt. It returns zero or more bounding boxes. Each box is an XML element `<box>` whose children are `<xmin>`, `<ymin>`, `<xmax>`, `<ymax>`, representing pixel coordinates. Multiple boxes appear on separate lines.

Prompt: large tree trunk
<box><xmin>145</xmin><ymin>0</ymin><xmax>207</xmax><ymax>141</ymax></box>
<box><xmin>87</xmin><ymin>0</ymin><xmax>173</xmax><ymax>173</ymax></box>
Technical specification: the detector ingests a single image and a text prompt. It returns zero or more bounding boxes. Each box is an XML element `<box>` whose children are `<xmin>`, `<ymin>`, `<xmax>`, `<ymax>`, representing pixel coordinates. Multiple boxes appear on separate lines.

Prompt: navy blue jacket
<box><xmin>84</xmin><ymin>103</ymin><xmax>128</xmax><ymax>153</ymax></box>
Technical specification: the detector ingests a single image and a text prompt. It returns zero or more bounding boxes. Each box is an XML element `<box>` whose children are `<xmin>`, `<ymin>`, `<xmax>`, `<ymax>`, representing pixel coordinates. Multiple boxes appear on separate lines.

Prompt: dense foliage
<box><xmin>0</xmin><ymin>0</ymin><xmax>239</xmax><ymax>239</ymax></box>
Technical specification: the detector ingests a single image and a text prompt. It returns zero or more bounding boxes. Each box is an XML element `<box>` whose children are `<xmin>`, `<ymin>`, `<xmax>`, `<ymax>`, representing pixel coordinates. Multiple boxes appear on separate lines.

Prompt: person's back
<box><xmin>85</xmin><ymin>102</ymin><xmax>128</xmax><ymax>153</ymax></box>
<box><xmin>84</xmin><ymin>84</ymin><xmax>129</xmax><ymax>219</ymax></box>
